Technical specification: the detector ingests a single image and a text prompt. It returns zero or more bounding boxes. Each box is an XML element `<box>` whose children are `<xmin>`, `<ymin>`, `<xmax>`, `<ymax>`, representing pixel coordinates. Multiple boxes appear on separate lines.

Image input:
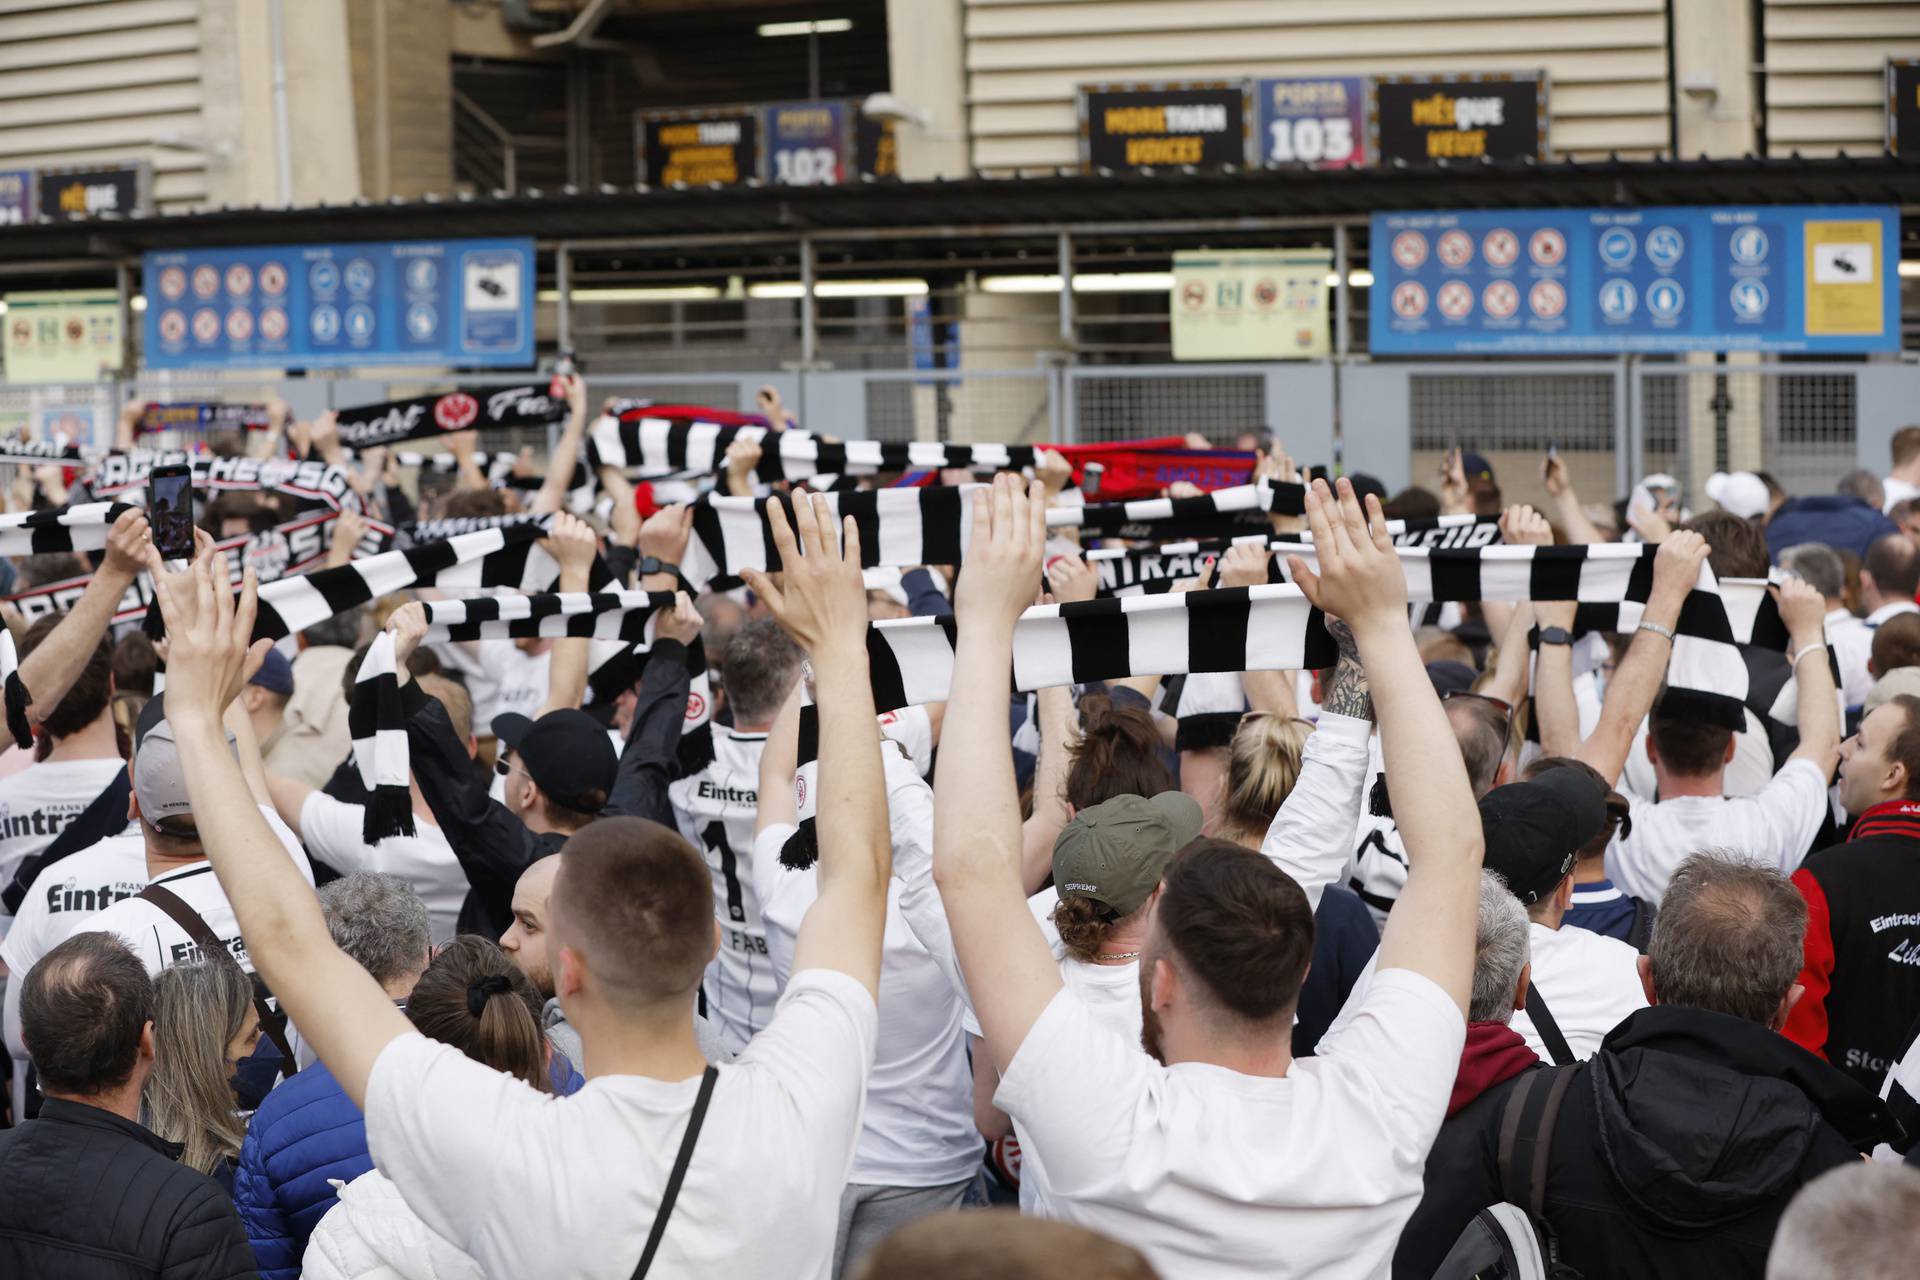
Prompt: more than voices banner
<box><xmin>1370</xmin><ymin>204</ymin><xmax>1900</xmax><ymax>355</ymax></box>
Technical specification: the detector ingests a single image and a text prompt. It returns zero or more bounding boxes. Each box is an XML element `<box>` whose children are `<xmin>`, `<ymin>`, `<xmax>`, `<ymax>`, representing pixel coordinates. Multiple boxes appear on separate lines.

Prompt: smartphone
<box><xmin>147</xmin><ymin>463</ymin><xmax>196</xmax><ymax>561</ymax></box>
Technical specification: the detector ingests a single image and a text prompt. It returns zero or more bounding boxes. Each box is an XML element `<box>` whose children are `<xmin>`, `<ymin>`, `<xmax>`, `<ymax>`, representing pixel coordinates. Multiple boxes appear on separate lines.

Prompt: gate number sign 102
<box><xmin>774</xmin><ymin>147</ymin><xmax>839</xmax><ymax>185</ymax></box>
<box><xmin>1267</xmin><ymin>116</ymin><xmax>1353</xmax><ymax>165</ymax></box>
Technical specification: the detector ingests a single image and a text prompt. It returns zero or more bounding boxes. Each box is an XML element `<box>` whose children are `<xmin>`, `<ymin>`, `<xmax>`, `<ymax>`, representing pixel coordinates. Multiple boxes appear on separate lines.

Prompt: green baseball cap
<box><xmin>1052</xmin><ymin>792</ymin><xmax>1205</xmax><ymax>917</ymax></box>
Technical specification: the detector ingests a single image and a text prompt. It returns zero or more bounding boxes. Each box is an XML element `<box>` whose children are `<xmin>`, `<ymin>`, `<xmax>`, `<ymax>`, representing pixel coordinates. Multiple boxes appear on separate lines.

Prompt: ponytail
<box><xmin>407</xmin><ymin>936</ymin><xmax>552</xmax><ymax>1092</ymax></box>
<box><xmin>1218</xmin><ymin>715</ymin><xmax>1313</xmax><ymax>847</ymax></box>
<box><xmin>1066</xmin><ymin>694</ymin><xmax>1173</xmax><ymax>811</ymax></box>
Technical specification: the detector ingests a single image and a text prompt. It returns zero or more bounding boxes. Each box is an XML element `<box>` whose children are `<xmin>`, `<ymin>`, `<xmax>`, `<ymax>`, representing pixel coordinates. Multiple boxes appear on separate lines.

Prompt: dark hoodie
<box><xmin>1395</xmin><ymin>1005</ymin><xmax>1900</xmax><ymax>1280</ymax></box>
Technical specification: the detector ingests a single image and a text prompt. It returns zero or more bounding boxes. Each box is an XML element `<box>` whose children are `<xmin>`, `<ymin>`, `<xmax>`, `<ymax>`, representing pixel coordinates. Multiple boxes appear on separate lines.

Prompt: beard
<box><xmin>1139</xmin><ymin>962</ymin><xmax>1167</xmax><ymax>1064</ymax></box>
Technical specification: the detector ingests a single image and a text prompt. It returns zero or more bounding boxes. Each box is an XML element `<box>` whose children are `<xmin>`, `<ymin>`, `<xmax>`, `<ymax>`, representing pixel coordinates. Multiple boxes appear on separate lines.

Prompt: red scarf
<box><xmin>1848</xmin><ymin>799</ymin><xmax>1920</xmax><ymax>843</ymax></box>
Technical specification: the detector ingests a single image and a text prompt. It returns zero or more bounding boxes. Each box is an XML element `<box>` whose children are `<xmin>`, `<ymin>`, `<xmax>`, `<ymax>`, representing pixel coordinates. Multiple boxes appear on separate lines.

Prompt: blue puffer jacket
<box><xmin>235</xmin><ymin>1052</ymin><xmax>586</xmax><ymax>1280</ymax></box>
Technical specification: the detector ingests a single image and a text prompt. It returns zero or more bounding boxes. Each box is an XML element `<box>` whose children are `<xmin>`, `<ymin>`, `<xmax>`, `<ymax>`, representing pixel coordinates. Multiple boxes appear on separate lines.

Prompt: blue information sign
<box><xmin>764</xmin><ymin>100</ymin><xmax>850</xmax><ymax>186</ymax></box>
<box><xmin>1369</xmin><ymin>206</ymin><xmax>1899</xmax><ymax>354</ymax></box>
<box><xmin>141</xmin><ymin>238</ymin><xmax>535</xmax><ymax>370</ymax></box>
<box><xmin>0</xmin><ymin>169</ymin><xmax>33</xmax><ymax>226</ymax></box>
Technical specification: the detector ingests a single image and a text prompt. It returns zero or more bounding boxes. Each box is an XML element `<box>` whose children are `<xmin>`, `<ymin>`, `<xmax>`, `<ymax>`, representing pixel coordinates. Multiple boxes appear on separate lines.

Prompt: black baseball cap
<box><xmin>1478</xmin><ymin>769</ymin><xmax>1608</xmax><ymax>905</ymax></box>
<box><xmin>492</xmin><ymin>708</ymin><xmax>617</xmax><ymax>811</ymax></box>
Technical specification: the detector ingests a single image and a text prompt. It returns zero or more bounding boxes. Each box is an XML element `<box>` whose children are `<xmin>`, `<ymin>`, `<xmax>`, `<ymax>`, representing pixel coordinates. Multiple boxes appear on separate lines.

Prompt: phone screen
<box><xmin>148</xmin><ymin>465</ymin><xmax>195</xmax><ymax>560</ymax></box>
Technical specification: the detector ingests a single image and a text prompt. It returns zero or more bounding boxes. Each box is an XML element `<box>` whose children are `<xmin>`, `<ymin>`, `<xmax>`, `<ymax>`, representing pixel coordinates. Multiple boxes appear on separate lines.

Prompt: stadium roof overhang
<box><xmin>5</xmin><ymin>154</ymin><xmax>1918</xmax><ymax>281</ymax></box>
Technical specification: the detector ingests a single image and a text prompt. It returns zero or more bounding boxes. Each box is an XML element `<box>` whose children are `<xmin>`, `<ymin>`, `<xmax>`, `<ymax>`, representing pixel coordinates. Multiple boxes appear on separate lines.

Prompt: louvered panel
<box><xmin>1763</xmin><ymin>0</ymin><xmax>1920</xmax><ymax>154</ymax></box>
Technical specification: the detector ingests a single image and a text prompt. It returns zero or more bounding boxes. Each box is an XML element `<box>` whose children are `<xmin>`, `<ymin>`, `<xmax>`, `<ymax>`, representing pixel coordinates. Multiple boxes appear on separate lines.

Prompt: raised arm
<box><xmin>740</xmin><ymin>495</ymin><xmax>890</xmax><ymax>998</ymax></box>
<box><xmin>1560</xmin><ymin>531</ymin><xmax>1709</xmax><ymax>786</ymax></box>
<box><xmin>1481</xmin><ymin>505</ymin><xmax>1552</xmax><ymax>657</ymax></box>
<box><xmin>145</xmin><ymin>547</ymin><xmax>409</xmax><ymax>1110</ymax></box>
<box><xmin>1778</xmin><ymin>576</ymin><xmax>1842</xmax><ymax>772</ymax></box>
<box><xmin>529</xmin><ymin>374</ymin><xmax>589</xmax><ymax>516</ymax></box>
<box><xmin>16</xmin><ymin>507</ymin><xmax>148</xmax><ymax>731</ymax></box>
<box><xmin>1287</xmin><ymin>479</ymin><xmax>1481</xmax><ymax>1015</ymax></box>
<box><xmin>1541</xmin><ymin>450</ymin><xmax>1606</xmax><ymax>546</ymax></box>
<box><xmin>602</xmin><ymin>593</ymin><xmax>700</xmax><ymax>826</ymax></box>
<box><xmin>534</xmin><ymin>512</ymin><xmax>597</xmax><ymax>716</ymax></box>
<box><xmin>1217</xmin><ymin>542</ymin><xmax>1297</xmax><ymax>720</ymax></box>
<box><xmin>931</xmin><ymin>475</ymin><xmax>1063</xmax><ymax>1073</ymax></box>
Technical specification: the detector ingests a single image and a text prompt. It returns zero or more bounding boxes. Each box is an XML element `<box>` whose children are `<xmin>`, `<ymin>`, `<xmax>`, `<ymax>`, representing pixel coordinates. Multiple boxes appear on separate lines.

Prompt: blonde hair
<box><xmin>1217</xmin><ymin>714</ymin><xmax>1313</xmax><ymax>848</ymax></box>
<box><xmin>145</xmin><ymin>960</ymin><xmax>253</xmax><ymax>1176</ymax></box>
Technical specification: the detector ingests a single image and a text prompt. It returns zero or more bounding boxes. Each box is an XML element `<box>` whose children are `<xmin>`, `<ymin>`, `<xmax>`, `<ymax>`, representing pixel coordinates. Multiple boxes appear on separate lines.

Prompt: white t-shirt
<box><xmin>1607</xmin><ymin>757</ymin><xmax>1829</xmax><ymax>903</ymax></box>
<box><xmin>995</xmin><ymin>967</ymin><xmax>1464</xmax><ymax>1280</ymax></box>
<box><xmin>299</xmin><ymin>791</ymin><xmax>465</xmax><ymax>944</ymax></box>
<box><xmin>78</xmin><ymin>806</ymin><xmax>312</xmax><ymax>974</ymax></box>
<box><xmin>364</xmin><ymin>968</ymin><xmax>877</xmax><ymax>1280</ymax></box>
<box><xmin>0</xmin><ymin>756</ymin><xmax>126</xmax><ymax>930</ymax></box>
<box><xmin>1509</xmin><ymin>921</ymin><xmax>1648</xmax><ymax>1061</ymax></box>
<box><xmin>1828</xmin><ymin>609</ymin><xmax>1875</xmax><ymax>711</ymax></box>
<box><xmin>669</xmin><ymin>727</ymin><xmax>773</xmax><ymax>1055</ymax></box>
<box><xmin>0</xmin><ymin>827</ymin><xmax>147</xmax><ymax>1121</ymax></box>
<box><xmin>750</xmin><ymin>746</ymin><xmax>976</xmax><ymax>1189</ymax></box>
<box><xmin>435</xmin><ymin>642</ymin><xmax>552</xmax><ymax>736</ymax></box>
<box><xmin>1883</xmin><ymin>475</ymin><xmax>1920</xmax><ymax>513</ymax></box>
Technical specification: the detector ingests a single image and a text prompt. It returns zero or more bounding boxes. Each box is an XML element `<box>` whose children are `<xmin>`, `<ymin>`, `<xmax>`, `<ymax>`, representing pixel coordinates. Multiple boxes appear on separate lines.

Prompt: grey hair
<box><xmin>1838</xmin><ymin>468</ymin><xmax>1887</xmax><ymax>513</ymax></box>
<box><xmin>1470</xmin><ymin>871</ymin><xmax>1531</xmax><ymax>1023</ymax></box>
<box><xmin>1648</xmin><ymin>850</ymin><xmax>1806</xmax><ymax>1024</ymax></box>
<box><xmin>320</xmin><ymin>872</ymin><xmax>431</xmax><ymax>986</ymax></box>
<box><xmin>1446</xmin><ymin>698</ymin><xmax>1507</xmax><ymax>798</ymax></box>
<box><xmin>1778</xmin><ymin>543</ymin><xmax>1846</xmax><ymax>602</ymax></box>
<box><xmin>304</xmin><ymin>605</ymin><xmax>365</xmax><ymax>650</ymax></box>
<box><xmin>721</xmin><ymin>617</ymin><xmax>804</xmax><ymax>727</ymax></box>
<box><xmin>1766</xmin><ymin>1163</ymin><xmax>1920</xmax><ymax>1280</ymax></box>
<box><xmin>145</xmin><ymin>960</ymin><xmax>253</xmax><ymax>1176</ymax></box>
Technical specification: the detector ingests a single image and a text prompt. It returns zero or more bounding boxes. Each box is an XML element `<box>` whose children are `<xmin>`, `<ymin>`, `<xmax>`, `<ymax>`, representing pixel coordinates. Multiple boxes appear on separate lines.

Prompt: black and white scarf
<box><xmin>0</xmin><ymin>437</ymin><xmax>89</xmax><ymax>468</ymax></box>
<box><xmin>780</xmin><ymin>584</ymin><xmax>1336</xmax><ymax>865</ymax></box>
<box><xmin>350</xmin><ymin>590</ymin><xmax>708</xmax><ymax>842</ymax></box>
<box><xmin>88</xmin><ymin>452</ymin><xmax>363</xmax><ymax>513</ymax></box>
<box><xmin>587</xmin><ymin>414</ymin><xmax>1044</xmax><ymax>483</ymax></box>
<box><xmin>0</xmin><ymin>502</ymin><xmax>136</xmax><ymax>558</ymax></box>
<box><xmin>335</xmin><ymin>385</ymin><xmax>568</xmax><ymax>450</ymax></box>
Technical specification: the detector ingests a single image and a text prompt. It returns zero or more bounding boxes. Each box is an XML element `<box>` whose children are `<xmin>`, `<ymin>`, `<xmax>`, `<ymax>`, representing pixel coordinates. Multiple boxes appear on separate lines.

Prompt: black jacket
<box><xmin>0</xmin><ymin>1097</ymin><xmax>258</xmax><ymax>1279</ymax></box>
<box><xmin>1395</xmin><ymin>1005</ymin><xmax>1900</xmax><ymax>1280</ymax></box>
<box><xmin>403</xmin><ymin>643</ymin><xmax>690</xmax><ymax>938</ymax></box>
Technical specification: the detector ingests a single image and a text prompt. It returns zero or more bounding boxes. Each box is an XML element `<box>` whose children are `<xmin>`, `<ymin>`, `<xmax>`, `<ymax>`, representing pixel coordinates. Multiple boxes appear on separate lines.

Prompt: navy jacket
<box><xmin>234</xmin><ymin>1053</ymin><xmax>585</xmax><ymax>1279</ymax></box>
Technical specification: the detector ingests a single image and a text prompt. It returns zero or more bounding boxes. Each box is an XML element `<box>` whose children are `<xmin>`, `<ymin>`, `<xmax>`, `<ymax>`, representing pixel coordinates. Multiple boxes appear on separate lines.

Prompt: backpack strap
<box><xmin>1525</xmin><ymin>985</ymin><xmax>1577</xmax><ymax>1067</ymax></box>
<box><xmin>632</xmin><ymin>1065</ymin><xmax>719</xmax><ymax>1280</ymax></box>
<box><xmin>138</xmin><ymin>882</ymin><xmax>298</xmax><ymax>1077</ymax></box>
<box><xmin>1625</xmin><ymin>896</ymin><xmax>1656</xmax><ymax>954</ymax></box>
<box><xmin>1496</xmin><ymin>1064</ymin><xmax>1583</xmax><ymax>1274</ymax></box>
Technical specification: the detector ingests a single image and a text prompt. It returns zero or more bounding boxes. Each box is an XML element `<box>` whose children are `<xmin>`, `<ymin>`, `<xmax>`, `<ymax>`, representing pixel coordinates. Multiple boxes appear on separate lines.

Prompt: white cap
<box><xmin>1705</xmin><ymin>471</ymin><xmax>1771</xmax><ymax>520</ymax></box>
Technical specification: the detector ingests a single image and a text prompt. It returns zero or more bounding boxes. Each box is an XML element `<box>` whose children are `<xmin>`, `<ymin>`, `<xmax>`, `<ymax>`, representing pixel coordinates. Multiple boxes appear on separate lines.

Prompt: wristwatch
<box><xmin>637</xmin><ymin>556</ymin><xmax>681</xmax><ymax>578</ymax></box>
<box><xmin>1538</xmin><ymin>626</ymin><xmax>1574</xmax><ymax>647</ymax></box>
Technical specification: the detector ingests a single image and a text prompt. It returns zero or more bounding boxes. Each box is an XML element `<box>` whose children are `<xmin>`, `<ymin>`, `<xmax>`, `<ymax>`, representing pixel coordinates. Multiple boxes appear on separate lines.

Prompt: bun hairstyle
<box><xmin>406</xmin><ymin>936</ymin><xmax>553</xmax><ymax>1092</ymax></box>
<box><xmin>1218</xmin><ymin>714</ymin><xmax>1314</xmax><ymax>848</ymax></box>
<box><xmin>1065</xmin><ymin>694</ymin><xmax>1173</xmax><ymax>812</ymax></box>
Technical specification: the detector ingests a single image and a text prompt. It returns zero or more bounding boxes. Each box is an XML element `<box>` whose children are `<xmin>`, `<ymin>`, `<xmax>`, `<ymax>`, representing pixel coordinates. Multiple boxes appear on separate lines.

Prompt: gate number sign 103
<box><xmin>1267</xmin><ymin>115</ymin><xmax>1353</xmax><ymax>164</ymax></box>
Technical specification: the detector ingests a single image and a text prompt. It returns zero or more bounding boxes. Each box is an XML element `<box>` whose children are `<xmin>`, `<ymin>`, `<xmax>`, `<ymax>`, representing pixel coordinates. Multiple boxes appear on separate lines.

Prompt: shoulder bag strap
<box><xmin>1525</xmin><ymin>985</ymin><xmax>1577</xmax><ymax>1067</ymax></box>
<box><xmin>137</xmin><ymin>882</ymin><xmax>298</xmax><ymax>1076</ymax></box>
<box><xmin>1496</xmin><ymin>1065</ymin><xmax>1585</xmax><ymax>1278</ymax></box>
<box><xmin>632</xmin><ymin>1065</ymin><xmax>720</xmax><ymax>1280</ymax></box>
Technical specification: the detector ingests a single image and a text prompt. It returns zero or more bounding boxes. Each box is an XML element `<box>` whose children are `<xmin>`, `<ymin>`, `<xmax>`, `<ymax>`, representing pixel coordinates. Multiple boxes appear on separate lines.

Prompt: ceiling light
<box><xmin>1901</xmin><ymin>260</ymin><xmax>1920</xmax><ymax>279</ymax></box>
<box><xmin>748</xmin><ymin>279</ymin><xmax>928</xmax><ymax>298</ymax></box>
<box><xmin>538</xmin><ymin>286</ymin><xmax>723</xmax><ymax>302</ymax></box>
<box><xmin>979</xmin><ymin>272</ymin><xmax>1177</xmax><ymax>294</ymax></box>
<box><xmin>758</xmin><ymin>18</ymin><xmax>853</xmax><ymax>37</ymax></box>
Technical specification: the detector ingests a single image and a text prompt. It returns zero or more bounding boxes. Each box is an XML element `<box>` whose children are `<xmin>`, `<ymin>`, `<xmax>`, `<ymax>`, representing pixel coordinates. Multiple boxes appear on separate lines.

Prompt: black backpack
<box><xmin>1430</xmin><ymin>1065</ymin><xmax>1586</xmax><ymax>1280</ymax></box>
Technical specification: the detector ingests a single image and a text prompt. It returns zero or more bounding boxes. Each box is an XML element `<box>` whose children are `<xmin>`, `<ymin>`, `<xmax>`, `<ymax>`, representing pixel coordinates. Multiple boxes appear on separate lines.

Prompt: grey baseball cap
<box><xmin>132</xmin><ymin>700</ymin><xmax>236</xmax><ymax>834</ymax></box>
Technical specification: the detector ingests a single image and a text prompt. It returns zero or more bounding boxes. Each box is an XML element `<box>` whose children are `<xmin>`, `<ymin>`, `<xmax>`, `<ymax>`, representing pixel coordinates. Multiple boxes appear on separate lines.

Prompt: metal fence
<box><xmin>4</xmin><ymin>360</ymin><xmax>1915</xmax><ymax>512</ymax></box>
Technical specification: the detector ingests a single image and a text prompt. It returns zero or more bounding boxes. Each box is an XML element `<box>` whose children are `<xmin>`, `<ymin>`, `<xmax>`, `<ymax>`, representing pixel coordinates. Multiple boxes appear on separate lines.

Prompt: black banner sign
<box><xmin>137</xmin><ymin>403</ymin><xmax>272</xmax><ymax>433</ymax></box>
<box><xmin>334</xmin><ymin>385</ymin><xmax>567</xmax><ymax>450</ymax></box>
<box><xmin>637</xmin><ymin>109</ymin><xmax>760</xmax><ymax>186</ymax></box>
<box><xmin>1890</xmin><ymin>60</ymin><xmax>1920</xmax><ymax>157</ymax></box>
<box><xmin>38</xmin><ymin>163</ymin><xmax>148</xmax><ymax>220</ymax></box>
<box><xmin>0</xmin><ymin>436</ymin><xmax>87</xmax><ymax>467</ymax></box>
<box><xmin>90</xmin><ymin>452</ymin><xmax>361</xmax><ymax>511</ymax></box>
<box><xmin>1080</xmin><ymin>83</ymin><xmax>1249</xmax><ymax>171</ymax></box>
<box><xmin>1374</xmin><ymin>74</ymin><xmax>1546</xmax><ymax>165</ymax></box>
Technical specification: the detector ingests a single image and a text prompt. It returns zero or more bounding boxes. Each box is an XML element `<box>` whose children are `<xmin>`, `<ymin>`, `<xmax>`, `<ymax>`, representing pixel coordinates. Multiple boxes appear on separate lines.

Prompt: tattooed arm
<box><xmin>1259</xmin><ymin>615</ymin><xmax>1374</xmax><ymax>912</ymax></box>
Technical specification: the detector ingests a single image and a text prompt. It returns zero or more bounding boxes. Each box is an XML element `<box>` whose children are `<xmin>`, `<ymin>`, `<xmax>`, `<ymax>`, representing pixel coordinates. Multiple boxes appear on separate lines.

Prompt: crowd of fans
<box><xmin>0</xmin><ymin>386</ymin><xmax>1917</xmax><ymax>1279</ymax></box>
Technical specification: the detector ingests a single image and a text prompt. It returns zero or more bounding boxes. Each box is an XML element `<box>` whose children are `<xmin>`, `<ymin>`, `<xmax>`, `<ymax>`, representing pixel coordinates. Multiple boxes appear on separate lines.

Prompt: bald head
<box><xmin>500</xmin><ymin>854</ymin><xmax>564</xmax><ymax>997</ymax></box>
<box><xmin>1445</xmin><ymin>697</ymin><xmax>1507</xmax><ymax>798</ymax></box>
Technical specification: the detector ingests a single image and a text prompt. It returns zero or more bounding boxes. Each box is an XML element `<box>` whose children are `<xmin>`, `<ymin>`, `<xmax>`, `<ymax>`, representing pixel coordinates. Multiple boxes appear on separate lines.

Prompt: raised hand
<box><xmin>1498</xmin><ymin>503</ymin><xmax>1552</xmax><ymax>547</ymax></box>
<box><xmin>142</xmin><ymin>545</ymin><xmax>271</xmax><ymax>725</ymax></box>
<box><xmin>1033</xmin><ymin>449</ymin><xmax>1075</xmax><ymax>500</ymax></box>
<box><xmin>1215</xmin><ymin>541</ymin><xmax>1272</xmax><ymax>589</ymax></box>
<box><xmin>1439</xmin><ymin>448</ymin><xmax>1470</xmax><ymax>516</ymax></box>
<box><xmin>101</xmin><ymin>506</ymin><xmax>153</xmax><ymax>579</ymax></box>
<box><xmin>638</xmin><ymin>503</ymin><xmax>693</xmax><ymax>566</ymax></box>
<box><xmin>741</xmin><ymin>494</ymin><xmax>868</xmax><ymax>659</ymax></box>
<box><xmin>654</xmin><ymin>591</ymin><xmax>703</xmax><ymax>646</ymax></box>
<box><xmin>1285</xmin><ymin>478</ymin><xmax>1407</xmax><ymax>638</ymax></box>
<box><xmin>1649</xmin><ymin>528</ymin><xmax>1710</xmax><ymax>606</ymax></box>
<box><xmin>1774</xmin><ymin>576</ymin><xmax>1828</xmax><ymax>651</ymax></box>
<box><xmin>1045</xmin><ymin>552</ymin><xmax>1099</xmax><ymax>604</ymax></box>
<box><xmin>327</xmin><ymin>508</ymin><xmax>367</xmax><ymax>568</ymax></box>
<box><xmin>385</xmin><ymin>601</ymin><xmax>429</xmax><ymax>679</ymax></box>
<box><xmin>953</xmin><ymin>473</ymin><xmax>1046</xmax><ymax>633</ymax></box>
<box><xmin>1541</xmin><ymin>450</ymin><xmax>1571</xmax><ymax>499</ymax></box>
<box><xmin>723</xmin><ymin>438</ymin><xmax>763</xmax><ymax>496</ymax></box>
<box><xmin>540</xmin><ymin>511</ymin><xmax>598</xmax><ymax>588</ymax></box>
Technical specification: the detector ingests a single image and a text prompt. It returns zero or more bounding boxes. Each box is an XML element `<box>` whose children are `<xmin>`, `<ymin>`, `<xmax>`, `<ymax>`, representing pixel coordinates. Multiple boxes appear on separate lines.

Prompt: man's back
<box><xmin>1397</xmin><ymin>1005</ymin><xmax>1879</xmax><ymax>1279</ymax></box>
<box><xmin>669</xmin><ymin>727</ymin><xmax>773</xmax><ymax>1053</ymax></box>
<box><xmin>362</xmin><ymin>967</ymin><xmax>877</xmax><ymax>1280</ymax></box>
<box><xmin>0</xmin><ymin>1097</ymin><xmax>257</xmax><ymax>1279</ymax></box>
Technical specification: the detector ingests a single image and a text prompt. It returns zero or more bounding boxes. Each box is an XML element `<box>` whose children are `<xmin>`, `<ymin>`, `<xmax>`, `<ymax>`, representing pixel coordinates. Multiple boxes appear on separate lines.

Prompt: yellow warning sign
<box><xmin>1803</xmin><ymin>220</ymin><xmax>1883</xmax><ymax>337</ymax></box>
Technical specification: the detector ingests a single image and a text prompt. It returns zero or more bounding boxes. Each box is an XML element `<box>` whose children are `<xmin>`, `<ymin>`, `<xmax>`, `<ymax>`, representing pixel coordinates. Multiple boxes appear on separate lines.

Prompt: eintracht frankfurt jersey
<box><xmin>669</xmin><ymin>727</ymin><xmax>771</xmax><ymax>1055</ymax></box>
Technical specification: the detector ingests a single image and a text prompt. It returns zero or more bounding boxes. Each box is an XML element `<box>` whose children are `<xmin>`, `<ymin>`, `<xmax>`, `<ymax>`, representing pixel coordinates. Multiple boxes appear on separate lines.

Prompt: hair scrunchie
<box><xmin>466</xmin><ymin>973</ymin><xmax>513</xmax><ymax>1018</ymax></box>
